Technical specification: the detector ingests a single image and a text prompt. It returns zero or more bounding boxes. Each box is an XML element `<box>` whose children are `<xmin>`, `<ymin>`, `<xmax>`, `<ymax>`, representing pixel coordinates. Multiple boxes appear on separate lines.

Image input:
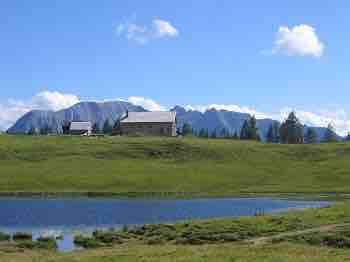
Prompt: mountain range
<box><xmin>7</xmin><ymin>101</ymin><xmax>340</xmax><ymax>141</ymax></box>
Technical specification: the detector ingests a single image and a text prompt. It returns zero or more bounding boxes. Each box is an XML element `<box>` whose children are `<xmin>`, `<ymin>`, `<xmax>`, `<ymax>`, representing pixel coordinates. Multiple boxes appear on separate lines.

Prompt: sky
<box><xmin>1</xmin><ymin>1</ymin><xmax>350</xmax><ymax>134</ymax></box>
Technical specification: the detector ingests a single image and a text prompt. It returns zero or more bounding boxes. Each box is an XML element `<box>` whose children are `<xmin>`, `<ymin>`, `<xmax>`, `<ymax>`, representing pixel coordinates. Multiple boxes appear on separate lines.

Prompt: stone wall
<box><xmin>121</xmin><ymin>122</ymin><xmax>176</xmax><ymax>137</ymax></box>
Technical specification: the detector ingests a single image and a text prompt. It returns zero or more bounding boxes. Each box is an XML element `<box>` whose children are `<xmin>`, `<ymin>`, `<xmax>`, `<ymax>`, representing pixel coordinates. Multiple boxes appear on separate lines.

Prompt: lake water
<box><xmin>0</xmin><ymin>198</ymin><xmax>330</xmax><ymax>252</ymax></box>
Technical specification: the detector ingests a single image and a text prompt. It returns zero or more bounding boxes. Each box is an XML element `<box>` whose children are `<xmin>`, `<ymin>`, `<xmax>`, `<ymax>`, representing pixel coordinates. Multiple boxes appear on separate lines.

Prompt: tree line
<box><xmin>181</xmin><ymin>112</ymin><xmax>344</xmax><ymax>144</ymax></box>
<box><xmin>27</xmin><ymin>119</ymin><xmax>120</xmax><ymax>136</ymax></box>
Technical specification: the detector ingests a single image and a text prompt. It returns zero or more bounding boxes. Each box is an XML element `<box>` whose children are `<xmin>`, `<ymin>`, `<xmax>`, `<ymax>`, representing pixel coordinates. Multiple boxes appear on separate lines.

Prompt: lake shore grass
<box><xmin>1</xmin><ymin>135</ymin><xmax>350</xmax><ymax>196</ymax></box>
<box><xmin>2</xmin><ymin>202</ymin><xmax>350</xmax><ymax>261</ymax></box>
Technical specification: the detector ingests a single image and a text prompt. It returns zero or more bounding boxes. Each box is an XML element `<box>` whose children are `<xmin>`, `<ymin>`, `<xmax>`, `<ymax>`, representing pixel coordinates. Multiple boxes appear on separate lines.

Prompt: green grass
<box><xmin>2</xmin><ymin>243</ymin><xmax>350</xmax><ymax>262</ymax></box>
<box><xmin>71</xmin><ymin>201</ymin><xmax>350</xmax><ymax>247</ymax></box>
<box><xmin>1</xmin><ymin>135</ymin><xmax>350</xmax><ymax>195</ymax></box>
<box><xmin>3</xmin><ymin>202</ymin><xmax>350</xmax><ymax>261</ymax></box>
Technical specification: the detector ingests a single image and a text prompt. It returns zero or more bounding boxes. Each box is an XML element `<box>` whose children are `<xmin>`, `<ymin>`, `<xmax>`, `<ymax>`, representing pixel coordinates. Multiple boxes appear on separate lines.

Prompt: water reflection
<box><xmin>0</xmin><ymin>198</ymin><xmax>330</xmax><ymax>252</ymax></box>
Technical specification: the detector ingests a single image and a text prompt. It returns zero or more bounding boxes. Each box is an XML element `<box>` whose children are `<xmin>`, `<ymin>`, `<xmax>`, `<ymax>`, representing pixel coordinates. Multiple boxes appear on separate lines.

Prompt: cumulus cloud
<box><xmin>31</xmin><ymin>91</ymin><xmax>80</xmax><ymax>111</ymax></box>
<box><xmin>152</xmin><ymin>19</ymin><xmax>179</xmax><ymax>38</ymax></box>
<box><xmin>116</xmin><ymin>18</ymin><xmax>178</xmax><ymax>44</ymax></box>
<box><xmin>271</xmin><ymin>24</ymin><xmax>325</xmax><ymax>57</ymax></box>
<box><xmin>127</xmin><ymin>96</ymin><xmax>166</xmax><ymax>111</ymax></box>
<box><xmin>0</xmin><ymin>91</ymin><xmax>80</xmax><ymax>130</ymax></box>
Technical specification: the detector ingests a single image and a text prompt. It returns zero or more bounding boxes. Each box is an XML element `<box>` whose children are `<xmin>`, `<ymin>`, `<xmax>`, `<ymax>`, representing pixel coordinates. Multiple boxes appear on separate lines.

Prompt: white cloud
<box><xmin>127</xmin><ymin>96</ymin><xmax>166</xmax><ymax>111</ymax></box>
<box><xmin>32</xmin><ymin>91</ymin><xmax>80</xmax><ymax>111</ymax></box>
<box><xmin>152</xmin><ymin>19</ymin><xmax>179</xmax><ymax>38</ymax></box>
<box><xmin>271</xmin><ymin>24</ymin><xmax>325</xmax><ymax>57</ymax></box>
<box><xmin>0</xmin><ymin>91</ymin><xmax>80</xmax><ymax>130</ymax></box>
<box><xmin>116</xmin><ymin>18</ymin><xmax>178</xmax><ymax>44</ymax></box>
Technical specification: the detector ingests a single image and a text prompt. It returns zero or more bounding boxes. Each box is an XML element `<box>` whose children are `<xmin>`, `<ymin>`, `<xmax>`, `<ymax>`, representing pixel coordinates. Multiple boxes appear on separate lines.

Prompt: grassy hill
<box><xmin>0</xmin><ymin>135</ymin><xmax>350</xmax><ymax>196</ymax></box>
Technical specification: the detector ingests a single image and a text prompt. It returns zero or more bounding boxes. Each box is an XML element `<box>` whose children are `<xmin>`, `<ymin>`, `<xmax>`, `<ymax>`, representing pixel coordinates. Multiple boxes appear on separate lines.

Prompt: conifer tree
<box><xmin>182</xmin><ymin>123</ymin><xmax>193</xmax><ymax>136</ymax></box>
<box><xmin>324</xmin><ymin>123</ymin><xmax>338</xmax><ymax>143</ymax></box>
<box><xmin>240</xmin><ymin>116</ymin><xmax>260</xmax><ymax>141</ymax></box>
<box><xmin>240</xmin><ymin>120</ymin><xmax>250</xmax><ymax>140</ymax></box>
<box><xmin>62</xmin><ymin>121</ymin><xmax>71</xmax><ymax>135</ymax></box>
<box><xmin>346</xmin><ymin>133</ymin><xmax>350</xmax><ymax>141</ymax></box>
<box><xmin>279</xmin><ymin>112</ymin><xmax>304</xmax><ymax>144</ymax></box>
<box><xmin>210</xmin><ymin>129</ymin><xmax>217</xmax><ymax>139</ymax></box>
<box><xmin>92</xmin><ymin>123</ymin><xmax>100</xmax><ymax>134</ymax></box>
<box><xmin>27</xmin><ymin>126</ymin><xmax>37</xmax><ymax>136</ymax></box>
<box><xmin>232</xmin><ymin>131</ymin><xmax>239</xmax><ymax>140</ymax></box>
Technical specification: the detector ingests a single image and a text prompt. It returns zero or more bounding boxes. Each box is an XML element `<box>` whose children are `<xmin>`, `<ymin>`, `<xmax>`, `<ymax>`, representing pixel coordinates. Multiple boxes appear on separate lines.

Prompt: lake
<box><xmin>0</xmin><ymin>197</ymin><xmax>330</xmax><ymax>252</ymax></box>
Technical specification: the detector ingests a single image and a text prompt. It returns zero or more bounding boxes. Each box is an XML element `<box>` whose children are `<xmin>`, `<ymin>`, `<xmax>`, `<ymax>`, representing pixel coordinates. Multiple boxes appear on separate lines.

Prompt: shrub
<box><xmin>0</xmin><ymin>232</ymin><xmax>10</xmax><ymax>241</ymax></box>
<box><xmin>13</xmin><ymin>232</ymin><xmax>32</xmax><ymax>241</ymax></box>
<box><xmin>74</xmin><ymin>235</ymin><xmax>106</xmax><ymax>249</ymax></box>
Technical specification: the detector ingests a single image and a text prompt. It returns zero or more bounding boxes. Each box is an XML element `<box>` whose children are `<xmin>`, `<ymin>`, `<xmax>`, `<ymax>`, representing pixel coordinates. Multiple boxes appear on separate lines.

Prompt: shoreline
<box><xmin>0</xmin><ymin>191</ymin><xmax>347</xmax><ymax>201</ymax></box>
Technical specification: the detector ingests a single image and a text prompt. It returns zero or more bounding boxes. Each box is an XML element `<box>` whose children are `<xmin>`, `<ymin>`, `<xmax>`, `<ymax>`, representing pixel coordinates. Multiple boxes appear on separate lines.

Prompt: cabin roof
<box><xmin>121</xmin><ymin>112</ymin><xmax>176</xmax><ymax>123</ymax></box>
<box><xmin>70</xmin><ymin>121</ymin><xmax>92</xmax><ymax>130</ymax></box>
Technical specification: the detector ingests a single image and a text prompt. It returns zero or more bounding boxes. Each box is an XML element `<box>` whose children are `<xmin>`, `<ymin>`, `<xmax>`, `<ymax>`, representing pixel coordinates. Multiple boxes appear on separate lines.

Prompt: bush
<box><xmin>15</xmin><ymin>238</ymin><xmax>57</xmax><ymax>250</ymax></box>
<box><xmin>36</xmin><ymin>238</ymin><xmax>58</xmax><ymax>250</ymax></box>
<box><xmin>0</xmin><ymin>232</ymin><xmax>10</xmax><ymax>241</ymax></box>
<box><xmin>16</xmin><ymin>240</ymin><xmax>36</xmax><ymax>249</ymax></box>
<box><xmin>13</xmin><ymin>232</ymin><xmax>32</xmax><ymax>241</ymax></box>
<box><xmin>74</xmin><ymin>235</ymin><xmax>106</xmax><ymax>249</ymax></box>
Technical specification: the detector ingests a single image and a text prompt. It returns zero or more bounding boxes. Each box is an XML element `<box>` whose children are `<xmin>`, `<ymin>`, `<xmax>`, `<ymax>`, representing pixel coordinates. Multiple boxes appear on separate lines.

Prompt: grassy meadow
<box><xmin>0</xmin><ymin>134</ymin><xmax>350</xmax><ymax>195</ymax></box>
<box><xmin>2</xmin><ymin>243</ymin><xmax>350</xmax><ymax>262</ymax></box>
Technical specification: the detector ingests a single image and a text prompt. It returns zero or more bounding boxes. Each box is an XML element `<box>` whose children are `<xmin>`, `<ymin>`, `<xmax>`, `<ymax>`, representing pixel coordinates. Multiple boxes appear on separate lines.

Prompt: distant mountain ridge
<box><xmin>7</xmin><ymin>101</ymin><xmax>146</xmax><ymax>134</ymax></box>
<box><xmin>7</xmin><ymin>102</ymin><xmax>342</xmax><ymax>141</ymax></box>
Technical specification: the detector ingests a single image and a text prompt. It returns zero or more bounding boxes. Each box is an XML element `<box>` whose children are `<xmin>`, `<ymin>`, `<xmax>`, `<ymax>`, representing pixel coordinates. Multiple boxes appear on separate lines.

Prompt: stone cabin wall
<box><xmin>121</xmin><ymin>122</ymin><xmax>177</xmax><ymax>137</ymax></box>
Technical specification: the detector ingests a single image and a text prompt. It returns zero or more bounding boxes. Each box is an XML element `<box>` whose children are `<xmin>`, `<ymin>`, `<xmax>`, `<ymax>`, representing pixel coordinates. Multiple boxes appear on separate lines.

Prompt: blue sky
<box><xmin>1</xmin><ymin>1</ymin><xmax>350</xmax><ymax>134</ymax></box>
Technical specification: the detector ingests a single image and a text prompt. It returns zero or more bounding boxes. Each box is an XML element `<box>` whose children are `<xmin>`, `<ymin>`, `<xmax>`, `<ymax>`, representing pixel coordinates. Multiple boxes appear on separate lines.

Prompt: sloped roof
<box><xmin>70</xmin><ymin>121</ymin><xmax>92</xmax><ymax>130</ymax></box>
<box><xmin>121</xmin><ymin>112</ymin><xmax>176</xmax><ymax>123</ymax></box>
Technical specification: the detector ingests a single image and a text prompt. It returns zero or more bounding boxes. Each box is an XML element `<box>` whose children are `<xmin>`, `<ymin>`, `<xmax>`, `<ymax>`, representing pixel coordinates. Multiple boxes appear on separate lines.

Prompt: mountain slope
<box><xmin>172</xmin><ymin>106</ymin><xmax>340</xmax><ymax>141</ymax></box>
<box><xmin>7</xmin><ymin>103</ymin><xmax>341</xmax><ymax>141</ymax></box>
<box><xmin>173</xmin><ymin>106</ymin><xmax>279</xmax><ymax>139</ymax></box>
<box><xmin>7</xmin><ymin>101</ymin><xmax>146</xmax><ymax>134</ymax></box>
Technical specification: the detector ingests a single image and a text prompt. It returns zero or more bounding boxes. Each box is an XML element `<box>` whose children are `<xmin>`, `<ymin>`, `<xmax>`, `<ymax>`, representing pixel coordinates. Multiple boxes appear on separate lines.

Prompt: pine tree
<box><xmin>279</xmin><ymin>112</ymin><xmax>304</xmax><ymax>144</ymax></box>
<box><xmin>102</xmin><ymin>119</ymin><xmax>113</xmax><ymax>135</ymax></box>
<box><xmin>324</xmin><ymin>123</ymin><xmax>338</xmax><ymax>143</ymax></box>
<box><xmin>92</xmin><ymin>123</ymin><xmax>100</xmax><ymax>134</ymax></box>
<box><xmin>210</xmin><ymin>129</ymin><xmax>217</xmax><ymax>139</ymax></box>
<box><xmin>198</xmin><ymin>128</ymin><xmax>206</xmax><ymax>138</ymax></box>
<box><xmin>240</xmin><ymin>116</ymin><xmax>260</xmax><ymax>141</ymax></box>
<box><xmin>27</xmin><ymin>126</ymin><xmax>37</xmax><ymax>136</ymax></box>
<box><xmin>346</xmin><ymin>133</ymin><xmax>350</xmax><ymax>141</ymax></box>
<box><xmin>182</xmin><ymin>123</ymin><xmax>193</xmax><ymax>136</ymax></box>
<box><xmin>232</xmin><ymin>131</ymin><xmax>239</xmax><ymax>140</ymax></box>
<box><xmin>62</xmin><ymin>121</ymin><xmax>71</xmax><ymax>135</ymax></box>
<box><xmin>306</xmin><ymin>128</ymin><xmax>318</xmax><ymax>144</ymax></box>
<box><xmin>240</xmin><ymin>120</ymin><xmax>250</xmax><ymax>140</ymax></box>
<box><xmin>204</xmin><ymin>129</ymin><xmax>209</xmax><ymax>138</ymax></box>
<box><xmin>219</xmin><ymin>128</ymin><xmax>229</xmax><ymax>138</ymax></box>
<box><xmin>247</xmin><ymin>115</ymin><xmax>259</xmax><ymax>140</ymax></box>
